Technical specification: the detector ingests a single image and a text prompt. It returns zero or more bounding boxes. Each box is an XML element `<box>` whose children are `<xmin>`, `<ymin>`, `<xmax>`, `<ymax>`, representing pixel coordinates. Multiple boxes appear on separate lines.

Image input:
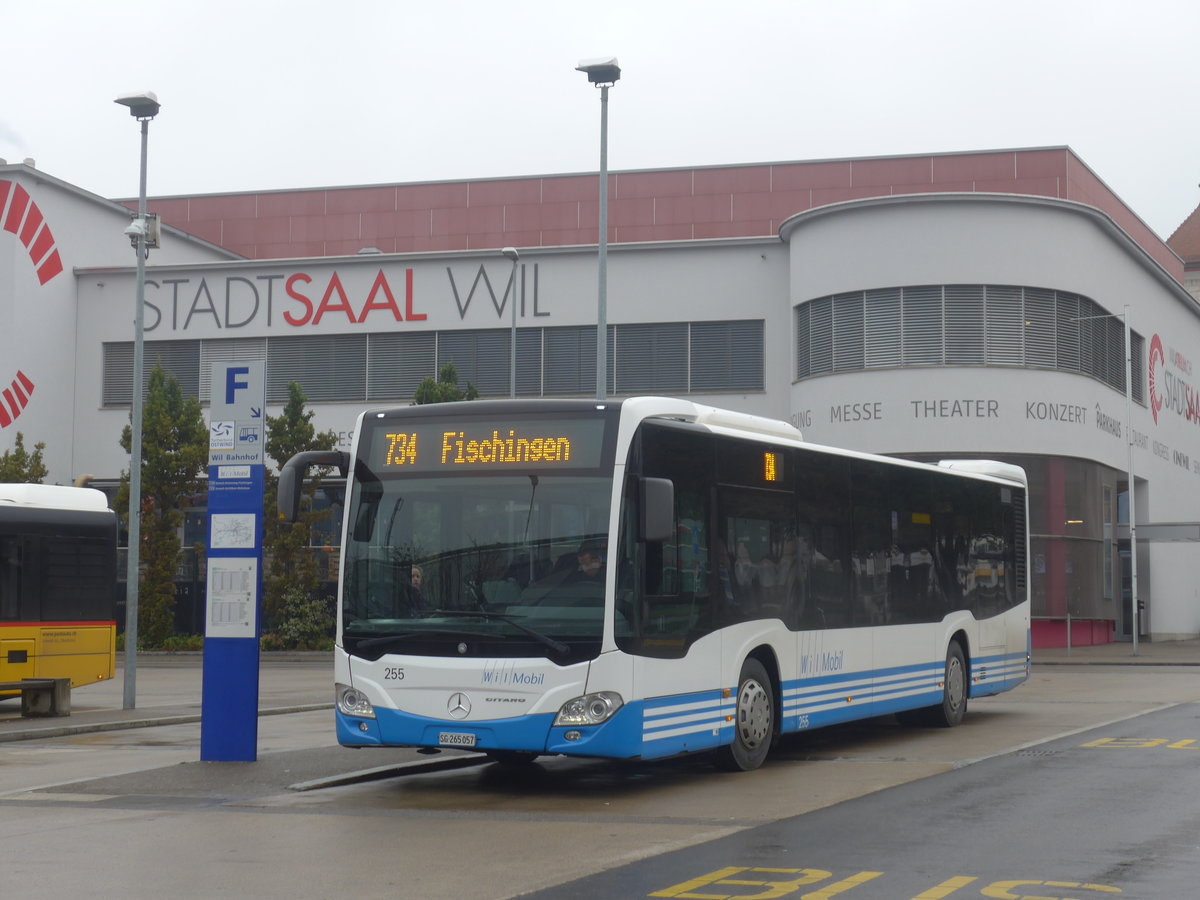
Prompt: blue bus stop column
<box><xmin>201</xmin><ymin>362</ymin><xmax>266</xmax><ymax>762</ymax></box>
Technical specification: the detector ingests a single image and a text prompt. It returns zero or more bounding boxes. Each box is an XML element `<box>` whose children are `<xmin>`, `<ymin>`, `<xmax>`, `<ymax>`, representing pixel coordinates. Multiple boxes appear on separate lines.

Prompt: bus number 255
<box><xmin>384</xmin><ymin>667</ymin><xmax>405</xmax><ymax>680</ymax></box>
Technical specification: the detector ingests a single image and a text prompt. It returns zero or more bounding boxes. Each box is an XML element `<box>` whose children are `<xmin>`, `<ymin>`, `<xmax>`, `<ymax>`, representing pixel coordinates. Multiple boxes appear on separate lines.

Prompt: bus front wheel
<box><xmin>718</xmin><ymin>658</ymin><xmax>774</xmax><ymax>772</ymax></box>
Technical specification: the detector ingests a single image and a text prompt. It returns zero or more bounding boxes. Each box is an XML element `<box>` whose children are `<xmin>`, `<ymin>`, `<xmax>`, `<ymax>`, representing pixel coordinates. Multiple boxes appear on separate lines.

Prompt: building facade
<box><xmin>2</xmin><ymin>147</ymin><xmax>1198</xmax><ymax>644</ymax></box>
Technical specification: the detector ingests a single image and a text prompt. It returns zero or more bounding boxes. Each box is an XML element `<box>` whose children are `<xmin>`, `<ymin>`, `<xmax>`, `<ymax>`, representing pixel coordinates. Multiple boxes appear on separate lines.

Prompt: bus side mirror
<box><xmin>278</xmin><ymin>450</ymin><xmax>350</xmax><ymax>522</ymax></box>
<box><xmin>640</xmin><ymin>477</ymin><xmax>675</xmax><ymax>543</ymax></box>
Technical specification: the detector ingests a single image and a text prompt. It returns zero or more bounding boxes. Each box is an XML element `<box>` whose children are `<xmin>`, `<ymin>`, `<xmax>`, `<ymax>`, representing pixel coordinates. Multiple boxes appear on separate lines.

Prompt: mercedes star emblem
<box><xmin>447</xmin><ymin>692</ymin><xmax>471</xmax><ymax>719</ymax></box>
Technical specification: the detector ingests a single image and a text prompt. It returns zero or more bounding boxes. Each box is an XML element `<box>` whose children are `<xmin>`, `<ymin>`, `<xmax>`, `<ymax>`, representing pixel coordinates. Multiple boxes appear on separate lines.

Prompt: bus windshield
<box><xmin>341</xmin><ymin>470</ymin><xmax>613</xmax><ymax>662</ymax></box>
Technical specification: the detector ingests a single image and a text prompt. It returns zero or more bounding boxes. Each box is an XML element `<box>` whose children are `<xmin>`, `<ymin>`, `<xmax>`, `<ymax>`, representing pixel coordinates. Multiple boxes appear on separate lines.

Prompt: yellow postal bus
<box><xmin>0</xmin><ymin>484</ymin><xmax>118</xmax><ymax>694</ymax></box>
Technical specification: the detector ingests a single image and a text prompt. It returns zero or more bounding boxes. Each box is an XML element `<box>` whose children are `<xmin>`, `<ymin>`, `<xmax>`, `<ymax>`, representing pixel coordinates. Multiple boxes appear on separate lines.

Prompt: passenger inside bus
<box><xmin>518</xmin><ymin>539</ymin><xmax>606</xmax><ymax>604</ymax></box>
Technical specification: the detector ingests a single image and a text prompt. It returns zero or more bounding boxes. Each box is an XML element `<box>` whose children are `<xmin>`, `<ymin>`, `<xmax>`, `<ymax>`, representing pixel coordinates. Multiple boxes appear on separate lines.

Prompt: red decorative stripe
<box><xmin>28</xmin><ymin>225</ymin><xmax>54</xmax><ymax>264</ymax></box>
<box><xmin>18</xmin><ymin>204</ymin><xmax>44</xmax><ymax>247</ymax></box>
<box><xmin>17</xmin><ymin>371</ymin><xmax>34</xmax><ymax>394</ymax></box>
<box><xmin>36</xmin><ymin>249</ymin><xmax>63</xmax><ymax>285</ymax></box>
<box><xmin>3</xmin><ymin>182</ymin><xmax>29</xmax><ymax>233</ymax></box>
<box><xmin>0</xmin><ymin>395</ymin><xmax>11</xmax><ymax>428</ymax></box>
<box><xmin>0</xmin><ymin>180</ymin><xmax>61</xmax><ymax>284</ymax></box>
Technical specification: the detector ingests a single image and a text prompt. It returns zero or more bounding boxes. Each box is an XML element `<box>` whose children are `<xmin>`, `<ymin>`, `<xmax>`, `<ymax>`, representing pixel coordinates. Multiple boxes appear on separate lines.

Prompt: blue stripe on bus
<box><xmin>337</xmin><ymin>650</ymin><xmax>1030</xmax><ymax>757</ymax></box>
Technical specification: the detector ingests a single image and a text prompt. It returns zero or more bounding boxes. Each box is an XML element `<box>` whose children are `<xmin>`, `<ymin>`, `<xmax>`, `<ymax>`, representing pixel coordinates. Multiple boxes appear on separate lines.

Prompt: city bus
<box><xmin>0</xmin><ymin>483</ymin><xmax>118</xmax><ymax>694</ymax></box>
<box><xmin>279</xmin><ymin>397</ymin><xmax>1029</xmax><ymax>770</ymax></box>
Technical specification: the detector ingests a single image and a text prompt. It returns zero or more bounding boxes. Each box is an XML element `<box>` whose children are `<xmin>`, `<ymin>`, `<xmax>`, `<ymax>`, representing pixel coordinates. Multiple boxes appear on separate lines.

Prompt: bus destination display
<box><xmin>369</xmin><ymin>418</ymin><xmax>607</xmax><ymax>473</ymax></box>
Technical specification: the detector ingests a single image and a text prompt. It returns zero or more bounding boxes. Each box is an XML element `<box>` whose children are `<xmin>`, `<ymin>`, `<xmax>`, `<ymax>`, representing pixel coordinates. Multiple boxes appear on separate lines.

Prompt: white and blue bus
<box><xmin>279</xmin><ymin>397</ymin><xmax>1029</xmax><ymax>771</ymax></box>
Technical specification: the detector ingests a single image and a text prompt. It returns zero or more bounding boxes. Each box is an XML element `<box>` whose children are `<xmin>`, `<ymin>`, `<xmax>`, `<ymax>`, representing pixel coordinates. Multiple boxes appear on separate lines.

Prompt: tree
<box><xmin>117</xmin><ymin>364</ymin><xmax>208</xmax><ymax>647</ymax></box>
<box><xmin>0</xmin><ymin>432</ymin><xmax>49</xmax><ymax>483</ymax></box>
<box><xmin>414</xmin><ymin>362</ymin><xmax>479</xmax><ymax>404</ymax></box>
<box><xmin>263</xmin><ymin>382</ymin><xmax>338</xmax><ymax>645</ymax></box>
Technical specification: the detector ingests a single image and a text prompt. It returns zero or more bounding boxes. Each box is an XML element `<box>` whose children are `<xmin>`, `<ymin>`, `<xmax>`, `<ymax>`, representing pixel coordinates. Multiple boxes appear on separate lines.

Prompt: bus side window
<box><xmin>0</xmin><ymin>536</ymin><xmax>19</xmax><ymax>620</ymax></box>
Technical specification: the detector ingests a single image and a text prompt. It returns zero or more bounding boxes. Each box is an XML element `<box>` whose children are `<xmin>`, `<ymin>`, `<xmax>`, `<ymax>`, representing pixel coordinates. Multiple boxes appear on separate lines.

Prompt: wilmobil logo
<box><xmin>480</xmin><ymin>662</ymin><xmax>546</xmax><ymax>687</ymax></box>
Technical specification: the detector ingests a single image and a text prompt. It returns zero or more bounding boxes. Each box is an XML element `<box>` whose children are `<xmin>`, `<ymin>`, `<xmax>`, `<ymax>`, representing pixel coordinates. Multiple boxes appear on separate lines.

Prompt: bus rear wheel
<box><xmin>718</xmin><ymin>658</ymin><xmax>774</xmax><ymax>772</ymax></box>
<box><xmin>934</xmin><ymin>640</ymin><xmax>968</xmax><ymax>727</ymax></box>
<box><xmin>899</xmin><ymin>640</ymin><xmax>968</xmax><ymax>728</ymax></box>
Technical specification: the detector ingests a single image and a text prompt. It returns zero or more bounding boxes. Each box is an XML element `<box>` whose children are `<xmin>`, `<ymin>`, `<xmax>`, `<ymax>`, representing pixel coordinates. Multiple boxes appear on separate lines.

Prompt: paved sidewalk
<box><xmin>3</xmin><ymin>640</ymin><xmax>1197</xmax><ymax>743</ymax></box>
<box><xmin>0</xmin><ymin>651</ymin><xmax>333</xmax><ymax>743</ymax></box>
<box><xmin>1033</xmin><ymin>637</ymin><xmax>1200</xmax><ymax>666</ymax></box>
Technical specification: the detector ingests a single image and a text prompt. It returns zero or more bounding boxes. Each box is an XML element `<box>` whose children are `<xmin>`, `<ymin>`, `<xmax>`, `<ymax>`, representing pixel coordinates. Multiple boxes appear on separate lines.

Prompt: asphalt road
<box><xmin>1</xmin><ymin>653</ymin><xmax>1197</xmax><ymax>899</ymax></box>
<box><xmin>518</xmin><ymin>701</ymin><xmax>1200</xmax><ymax>899</ymax></box>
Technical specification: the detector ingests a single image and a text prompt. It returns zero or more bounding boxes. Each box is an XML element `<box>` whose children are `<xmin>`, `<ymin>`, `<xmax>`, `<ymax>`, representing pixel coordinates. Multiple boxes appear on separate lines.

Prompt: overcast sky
<box><xmin>3</xmin><ymin>0</ymin><xmax>1198</xmax><ymax>240</ymax></box>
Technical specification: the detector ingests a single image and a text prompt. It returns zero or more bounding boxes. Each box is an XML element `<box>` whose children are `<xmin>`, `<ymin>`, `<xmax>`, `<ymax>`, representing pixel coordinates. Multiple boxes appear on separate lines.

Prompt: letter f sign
<box><xmin>225</xmin><ymin>366</ymin><xmax>250</xmax><ymax>405</ymax></box>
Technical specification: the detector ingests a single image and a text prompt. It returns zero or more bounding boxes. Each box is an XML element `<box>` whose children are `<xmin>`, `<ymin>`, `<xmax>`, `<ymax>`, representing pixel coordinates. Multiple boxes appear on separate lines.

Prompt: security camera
<box><xmin>124</xmin><ymin>218</ymin><xmax>147</xmax><ymax>238</ymax></box>
<box><xmin>576</xmin><ymin>57</ymin><xmax>621</xmax><ymax>85</ymax></box>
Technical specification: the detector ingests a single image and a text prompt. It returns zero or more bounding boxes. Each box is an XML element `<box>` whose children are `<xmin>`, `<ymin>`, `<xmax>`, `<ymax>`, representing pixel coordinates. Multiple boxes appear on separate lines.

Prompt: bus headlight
<box><xmin>336</xmin><ymin>684</ymin><xmax>375</xmax><ymax>719</ymax></box>
<box><xmin>553</xmin><ymin>691</ymin><xmax>623</xmax><ymax>726</ymax></box>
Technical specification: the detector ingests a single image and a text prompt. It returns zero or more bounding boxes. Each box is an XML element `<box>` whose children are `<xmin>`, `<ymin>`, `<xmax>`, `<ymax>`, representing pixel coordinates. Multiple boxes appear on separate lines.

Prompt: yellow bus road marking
<box><xmin>981</xmin><ymin>879</ymin><xmax>1122</xmax><ymax>898</ymax></box>
<box><xmin>911</xmin><ymin>876</ymin><xmax>979</xmax><ymax>898</ymax></box>
<box><xmin>650</xmin><ymin>870</ymin><xmax>1120</xmax><ymax>899</ymax></box>
<box><xmin>1081</xmin><ymin>737</ymin><xmax>1197</xmax><ymax>749</ymax></box>
<box><xmin>800</xmin><ymin>870</ymin><xmax>883</xmax><ymax>898</ymax></box>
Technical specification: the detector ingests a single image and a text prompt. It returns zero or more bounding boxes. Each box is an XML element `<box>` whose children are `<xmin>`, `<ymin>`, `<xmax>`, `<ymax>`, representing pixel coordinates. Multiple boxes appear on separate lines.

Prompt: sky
<box><xmin>3</xmin><ymin>0</ymin><xmax>1199</xmax><ymax>241</ymax></box>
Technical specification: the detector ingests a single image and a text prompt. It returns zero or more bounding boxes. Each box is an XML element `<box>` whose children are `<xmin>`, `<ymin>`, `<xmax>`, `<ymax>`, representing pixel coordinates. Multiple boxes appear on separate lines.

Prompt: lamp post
<box><xmin>502</xmin><ymin>247</ymin><xmax>519</xmax><ymax>398</ymax></box>
<box><xmin>1074</xmin><ymin>307</ymin><xmax>1139</xmax><ymax>656</ymax></box>
<box><xmin>576</xmin><ymin>57</ymin><xmax>620</xmax><ymax>401</ymax></box>
<box><xmin>1122</xmin><ymin>305</ymin><xmax>1140</xmax><ymax>657</ymax></box>
<box><xmin>114</xmin><ymin>91</ymin><xmax>161</xmax><ymax>708</ymax></box>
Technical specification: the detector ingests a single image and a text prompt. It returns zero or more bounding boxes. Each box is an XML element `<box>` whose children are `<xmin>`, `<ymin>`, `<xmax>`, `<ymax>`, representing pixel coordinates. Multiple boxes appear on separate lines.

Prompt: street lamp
<box><xmin>576</xmin><ymin>57</ymin><xmax>620</xmax><ymax>401</ymax></box>
<box><xmin>114</xmin><ymin>90</ymin><xmax>161</xmax><ymax>708</ymax></box>
<box><xmin>502</xmin><ymin>247</ymin><xmax>519</xmax><ymax>398</ymax></box>
<box><xmin>1074</xmin><ymin>307</ymin><xmax>1140</xmax><ymax>656</ymax></box>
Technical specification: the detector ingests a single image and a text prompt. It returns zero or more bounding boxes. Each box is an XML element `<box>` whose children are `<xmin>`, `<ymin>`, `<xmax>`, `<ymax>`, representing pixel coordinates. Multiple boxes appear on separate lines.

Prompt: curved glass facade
<box><xmin>795</xmin><ymin>285</ymin><xmax>1145</xmax><ymax>403</ymax></box>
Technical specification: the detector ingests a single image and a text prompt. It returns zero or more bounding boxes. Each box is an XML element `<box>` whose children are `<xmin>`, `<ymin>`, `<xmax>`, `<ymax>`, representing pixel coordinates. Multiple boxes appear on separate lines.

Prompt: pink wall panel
<box><xmin>468</xmin><ymin>178</ymin><xmax>542</xmax><ymax>207</ymax></box>
<box><xmin>541</xmin><ymin>227</ymin><xmax>598</xmax><ymax>246</ymax></box>
<box><xmin>463</xmin><ymin>205</ymin><xmax>505</xmax><ymax>234</ymax></box>
<box><xmin>502</xmin><ymin>202</ymin><xmax>551</xmax><ymax>232</ymax></box>
<box><xmin>179</xmin><ymin>219</ymin><xmax>224</xmax><ymax>246</ymax></box>
<box><xmin>325</xmin><ymin>238</ymin><xmax>397</xmax><ymax>255</ymax></box>
<box><xmin>395</xmin><ymin>182</ymin><xmax>470</xmax><ymax>211</ymax></box>
<box><xmin>891</xmin><ymin>180</ymin><xmax>976</xmax><ymax>196</ymax></box>
<box><xmin>810</xmin><ymin>185</ymin><xmax>890</xmax><ymax>207</ymax></box>
<box><xmin>492</xmin><ymin>229</ymin><xmax>543</xmax><ymax>248</ymax></box>
<box><xmin>430</xmin><ymin>207</ymin><xmax>469</xmax><ymax>236</ymax></box>
<box><xmin>689</xmin><ymin>194</ymin><xmax>734</xmax><ymax>223</ymax></box>
<box><xmin>541</xmin><ymin>174</ymin><xmax>600</xmax><ymax>203</ymax></box>
<box><xmin>653</xmin><ymin>196</ymin><xmax>698</xmax><ymax>226</ymax></box>
<box><xmin>144</xmin><ymin>197</ymin><xmax>192</xmax><ymax>223</ymax></box>
<box><xmin>1014</xmin><ymin>149</ymin><xmax>1070</xmax><ymax>179</ymax></box>
<box><xmin>771</xmin><ymin>161</ymin><xmax>852</xmax><ymax>191</ymax></box>
<box><xmin>326</xmin><ymin>187</ymin><xmax>398</xmax><ymax>214</ymax></box>
<box><xmin>257</xmin><ymin>191</ymin><xmax>328</xmax><ymax>217</ymax></box>
<box><xmin>408</xmin><ymin>233</ymin><xmax>468</xmax><ymax>252</ymax></box>
<box><xmin>605</xmin><ymin>196</ymin><xmax>655</xmax><ymax>227</ymax></box>
<box><xmin>617</xmin><ymin>223</ymin><xmax>692</xmax><ymax>243</ymax></box>
<box><xmin>851</xmin><ymin>156</ymin><xmax>933</xmax><ymax>188</ymax></box>
<box><xmin>694</xmin><ymin>165</ymin><xmax>771</xmax><ymax>195</ymax></box>
<box><xmin>931</xmin><ymin>152</ymin><xmax>1017</xmax><ymax>184</ymax></box>
<box><xmin>614</xmin><ymin>170</ymin><xmax>693</xmax><ymax>199</ymax></box>
<box><xmin>765</xmin><ymin>190</ymin><xmax>813</xmax><ymax>222</ymax></box>
<box><xmin>695</xmin><ymin>220</ymin><xmax>774</xmax><ymax>239</ymax></box>
<box><xmin>535</xmin><ymin>200</ymin><xmax>582</xmax><ymax>230</ymax></box>
<box><xmin>187</xmin><ymin>193</ymin><xmax>258</xmax><ymax>220</ymax></box>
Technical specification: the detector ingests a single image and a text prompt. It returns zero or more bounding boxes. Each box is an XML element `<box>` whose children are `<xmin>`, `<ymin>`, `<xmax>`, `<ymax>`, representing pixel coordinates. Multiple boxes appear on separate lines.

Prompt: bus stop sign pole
<box><xmin>201</xmin><ymin>361</ymin><xmax>266</xmax><ymax>761</ymax></box>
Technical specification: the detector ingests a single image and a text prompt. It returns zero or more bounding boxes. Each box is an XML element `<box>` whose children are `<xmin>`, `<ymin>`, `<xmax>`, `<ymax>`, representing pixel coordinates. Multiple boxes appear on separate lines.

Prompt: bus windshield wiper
<box><xmin>350</xmin><ymin>631</ymin><xmax>422</xmax><ymax>653</ymax></box>
<box><xmin>430</xmin><ymin>609</ymin><xmax>570</xmax><ymax>655</ymax></box>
